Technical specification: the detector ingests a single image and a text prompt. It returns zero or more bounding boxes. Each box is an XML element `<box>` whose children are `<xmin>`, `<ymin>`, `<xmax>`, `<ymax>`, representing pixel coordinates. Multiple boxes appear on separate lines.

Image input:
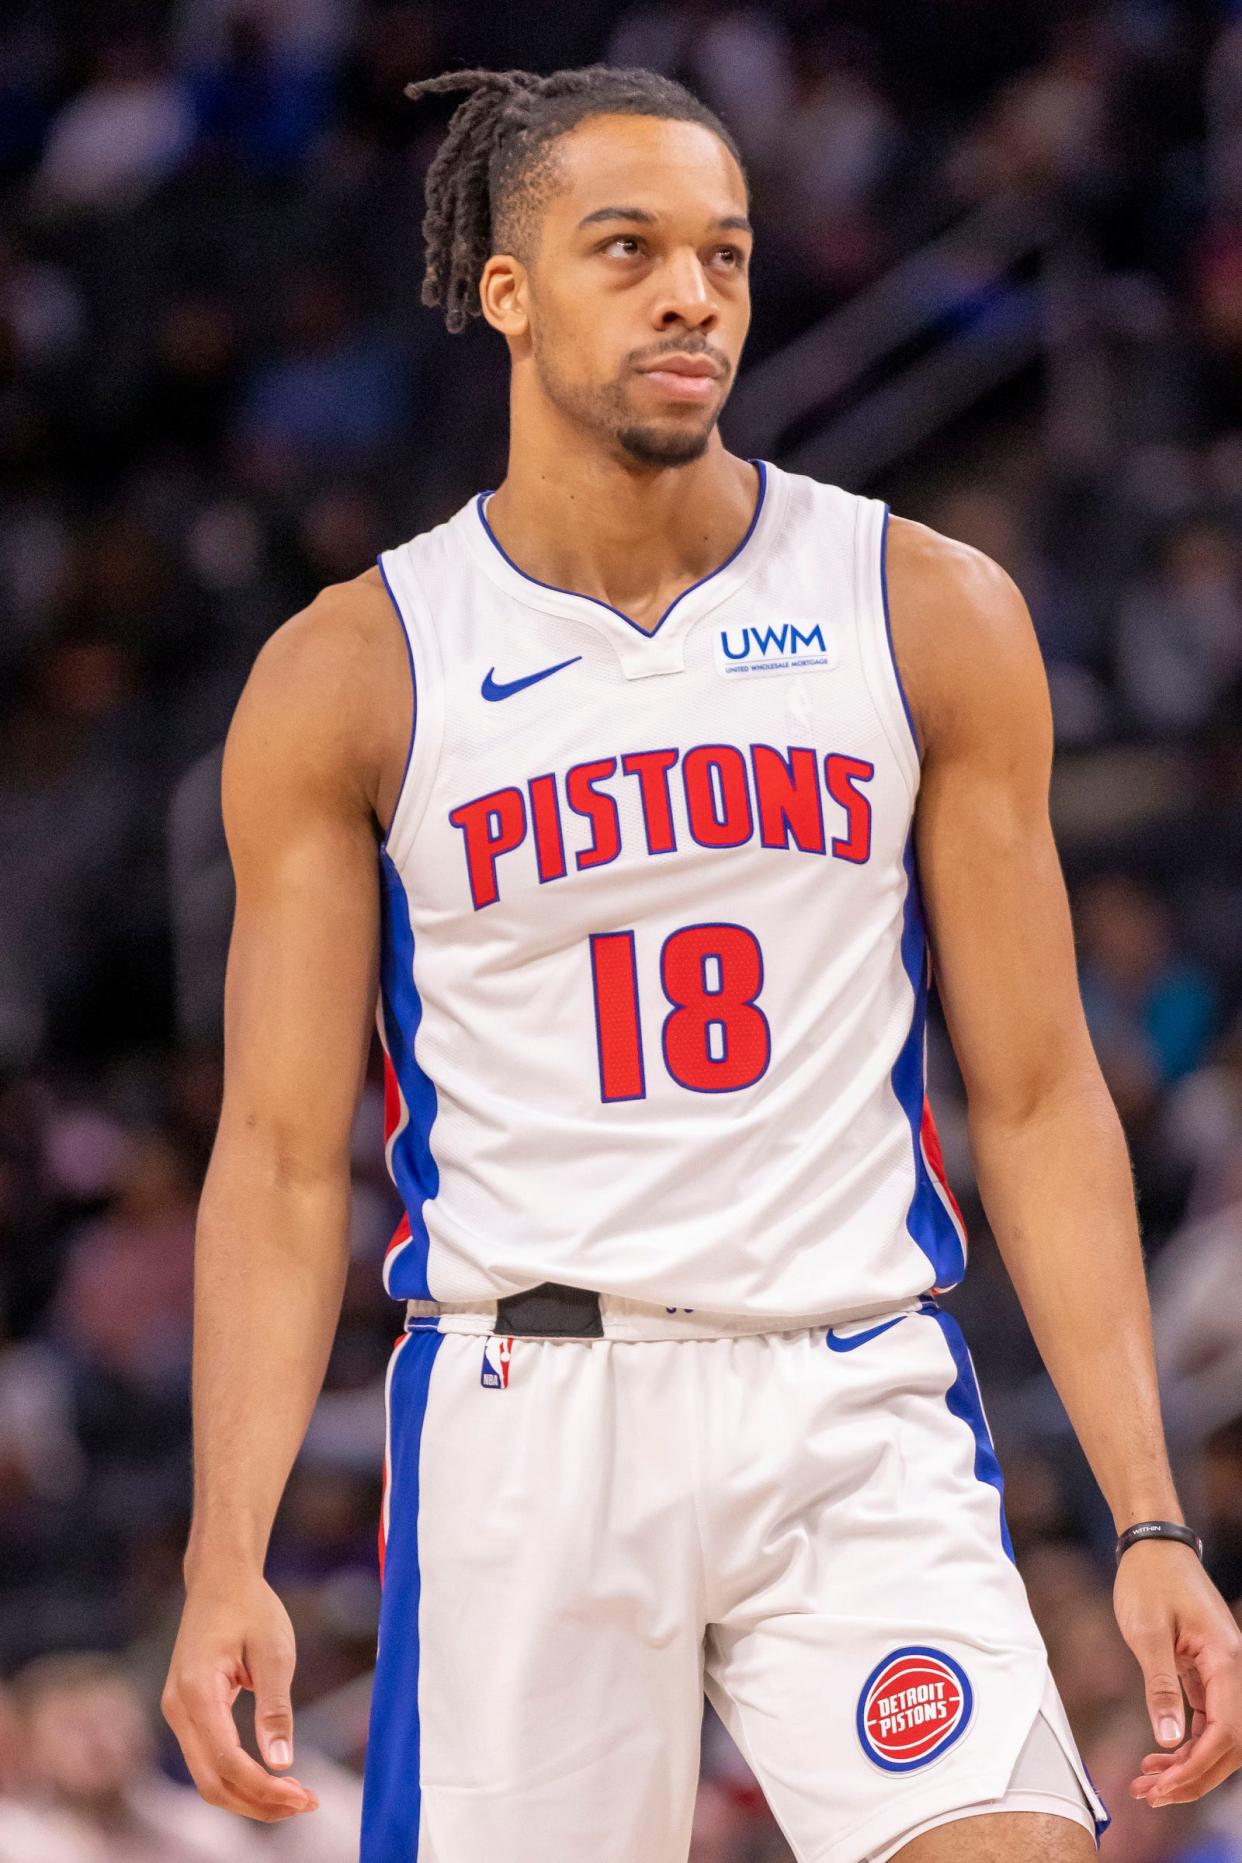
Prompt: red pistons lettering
<box><xmin>620</xmin><ymin>749</ymin><xmax>678</xmax><ymax>853</ymax></box>
<box><xmin>448</xmin><ymin>787</ymin><xmax>526</xmax><ymax>910</ymax></box>
<box><xmin>449</xmin><ymin>742</ymin><xmax>875</xmax><ymax>910</ymax></box>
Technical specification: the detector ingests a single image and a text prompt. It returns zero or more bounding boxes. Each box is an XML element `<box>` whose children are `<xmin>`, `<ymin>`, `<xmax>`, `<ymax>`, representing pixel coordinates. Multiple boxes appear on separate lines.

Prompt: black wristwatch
<box><xmin>1115</xmin><ymin>1520</ymin><xmax>1204</xmax><ymax>1566</ymax></box>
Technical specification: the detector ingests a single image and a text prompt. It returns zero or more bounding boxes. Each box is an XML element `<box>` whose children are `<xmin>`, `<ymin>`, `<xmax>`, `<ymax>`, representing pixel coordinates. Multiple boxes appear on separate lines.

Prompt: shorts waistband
<box><xmin>404</xmin><ymin>1285</ymin><xmax>937</xmax><ymax>1342</ymax></box>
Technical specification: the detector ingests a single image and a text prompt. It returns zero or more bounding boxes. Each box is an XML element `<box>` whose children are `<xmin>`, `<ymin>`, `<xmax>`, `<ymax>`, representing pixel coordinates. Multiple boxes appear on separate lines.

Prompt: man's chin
<box><xmin>615</xmin><ymin>420</ymin><xmax>713</xmax><ymax>467</ymax></box>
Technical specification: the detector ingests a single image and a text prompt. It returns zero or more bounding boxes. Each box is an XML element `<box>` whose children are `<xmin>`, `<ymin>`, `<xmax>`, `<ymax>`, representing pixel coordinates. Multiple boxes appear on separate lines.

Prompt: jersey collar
<box><xmin>460</xmin><ymin>459</ymin><xmax>787</xmax><ymax>679</ymax></box>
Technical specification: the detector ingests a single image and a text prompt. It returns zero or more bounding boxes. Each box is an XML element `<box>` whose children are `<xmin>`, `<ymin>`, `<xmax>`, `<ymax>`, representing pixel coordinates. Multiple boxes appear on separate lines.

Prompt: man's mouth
<box><xmin>635</xmin><ymin>354</ymin><xmax>725</xmax><ymax>401</ymax></box>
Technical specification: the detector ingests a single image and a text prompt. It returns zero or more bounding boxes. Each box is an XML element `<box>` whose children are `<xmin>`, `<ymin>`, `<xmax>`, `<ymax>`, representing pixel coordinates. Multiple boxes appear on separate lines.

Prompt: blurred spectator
<box><xmin>0</xmin><ymin>1651</ymin><xmax>365</xmax><ymax>1860</ymax></box>
<box><xmin>50</xmin><ymin>1129</ymin><xmax>197</xmax><ymax>1397</ymax></box>
<box><xmin>0</xmin><ymin>233</ymin><xmax>83</xmax><ymax>375</ymax></box>
<box><xmin>0</xmin><ymin>1324</ymin><xmax>84</xmax><ymax>1505</ymax></box>
<box><xmin>1076</xmin><ymin>873</ymin><xmax>1218</xmax><ymax>1118</ymax></box>
<box><xmin>172</xmin><ymin>0</ymin><xmax>355</xmax><ymax>73</ymax></box>
<box><xmin>0</xmin><ymin>1651</ymin><xmax>239</xmax><ymax>1860</ymax></box>
<box><xmin>33</xmin><ymin>38</ymin><xmax>194</xmax><ymax>213</ymax></box>
<box><xmin>608</xmin><ymin>3</ymin><xmax>794</xmax><ymax>173</ymax></box>
<box><xmin>947</xmin><ymin>19</ymin><xmax>1118</xmax><ymax>204</ymax></box>
<box><xmin>1116</xmin><ymin>515</ymin><xmax>1242</xmax><ymax>736</ymax></box>
<box><xmin>0</xmin><ymin>630</ymin><xmax>142</xmax><ymax>1067</ymax></box>
<box><xmin>1152</xmin><ymin>1184</ymin><xmax>1242</xmax><ymax>1463</ymax></box>
<box><xmin>926</xmin><ymin>479</ymin><xmax>1110</xmax><ymax>741</ymax></box>
<box><xmin>189</xmin><ymin>15</ymin><xmax>334</xmax><ymax>174</ymax></box>
<box><xmin>1162</xmin><ymin>1014</ymin><xmax>1242</xmax><ymax>1221</ymax></box>
<box><xmin>233</xmin><ymin>268</ymin><xmax>409</xmax><ymax>485</ymax></box>
<box><xmin>770</xmin><ymin>27</ymin><xmax>897</xmax><ymax>288</ymax></box>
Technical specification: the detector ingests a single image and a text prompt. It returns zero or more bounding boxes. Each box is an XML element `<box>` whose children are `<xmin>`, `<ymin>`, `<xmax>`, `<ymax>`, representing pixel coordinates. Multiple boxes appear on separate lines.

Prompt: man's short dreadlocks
<box><xmin>405</xmin><ymin>66</ymin><xmax>746</xmax><ymax>334</ymax></box>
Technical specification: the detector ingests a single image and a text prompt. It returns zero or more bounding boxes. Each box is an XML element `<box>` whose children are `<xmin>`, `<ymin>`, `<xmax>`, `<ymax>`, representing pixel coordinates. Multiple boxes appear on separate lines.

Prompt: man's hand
<box><xmin>162</xmin><ymin>1567</ymin><xmax>320</xmax><ymax>1823</ymax></box>
<box><xmin>1115</xmin><ymin>1540</ymin><xmax>1242</xmax><ymax>1808</ymax></box>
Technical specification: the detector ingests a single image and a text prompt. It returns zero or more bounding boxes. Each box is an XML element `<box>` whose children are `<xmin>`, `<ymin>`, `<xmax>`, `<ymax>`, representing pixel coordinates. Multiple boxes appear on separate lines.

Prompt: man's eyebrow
<box><xmin>575</xmin><ymin>207</ymin><xmax>753</xmax><ymax>233</ymax></box>
<box><xmin>577</xmin><ymin>206</ymin><xmax>657</xmax><ymax>229</ymax></box>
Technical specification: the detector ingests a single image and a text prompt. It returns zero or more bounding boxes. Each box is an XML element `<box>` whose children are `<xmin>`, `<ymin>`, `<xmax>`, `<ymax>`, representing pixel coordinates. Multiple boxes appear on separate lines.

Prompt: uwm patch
<box><xmin>856</xmin><ymin>1647</ymin><xmax>973</xmax><ymax>1772</ymax></box>
<box><xmin>480</xmin><ymin>1335</ymin><xmax>513</xmax><ymax>1389</ymax></box>
<box><xmin>713</xmin><ymin>620</ymin><xmax>837</xmax><ymax>678</ymax></box>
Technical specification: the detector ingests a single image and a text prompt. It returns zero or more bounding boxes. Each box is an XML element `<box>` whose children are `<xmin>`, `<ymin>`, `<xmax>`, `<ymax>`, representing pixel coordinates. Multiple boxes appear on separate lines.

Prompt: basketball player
<box><xmin>161</xmin><ymin>66</ymin><xmax>1242</xmax><ymax>1863</ymax></box>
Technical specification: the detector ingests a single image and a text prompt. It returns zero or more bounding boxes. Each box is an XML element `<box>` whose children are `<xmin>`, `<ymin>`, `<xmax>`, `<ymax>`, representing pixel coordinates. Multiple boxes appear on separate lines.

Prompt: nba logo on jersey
<box><xmin>480</xmin><ymin>1336</ymin><xmax>514</xmax><ymax>1389</ymax></box>
<box><xmin>855</xmin><ymin>1647</ymin><xmax>973</xmax><ymax>1773</ymax></box>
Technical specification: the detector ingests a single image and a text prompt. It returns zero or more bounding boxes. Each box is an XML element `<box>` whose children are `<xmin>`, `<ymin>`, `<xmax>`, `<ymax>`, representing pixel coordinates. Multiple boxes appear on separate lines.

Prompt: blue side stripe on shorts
<box><xmin>360</xmin><ymin>1329</ymin><xmax>444</xmax><ymax>1859</ymax></box>
<box><xmin>379</xmin><ymin>847</ymin><xmax>439</xmax><ymax>1300</ymax></box>
<box><xmin>924</xmin><ymin>1305</ymin><xmax>1016</xmax><ymax>1565</ymax></box>
<box><xmin>891</xmin><ymin>833</ymin><xmax>968</xmax><ymax>1295</ymax></box>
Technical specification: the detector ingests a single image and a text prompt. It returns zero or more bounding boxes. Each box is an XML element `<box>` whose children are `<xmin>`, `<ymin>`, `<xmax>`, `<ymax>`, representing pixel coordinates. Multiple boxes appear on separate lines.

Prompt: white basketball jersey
<box><xmin>374</xmin><ymin>459</ymin><xmax>967</xmax><ymax>1321</ymax></box>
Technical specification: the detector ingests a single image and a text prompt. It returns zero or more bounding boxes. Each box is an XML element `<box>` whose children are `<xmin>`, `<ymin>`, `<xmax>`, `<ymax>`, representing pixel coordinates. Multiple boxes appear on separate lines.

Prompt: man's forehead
<box><xmin>549</xmin><ymin>115</ymin><xmax>748</xmax><ymax>222</ymax></box>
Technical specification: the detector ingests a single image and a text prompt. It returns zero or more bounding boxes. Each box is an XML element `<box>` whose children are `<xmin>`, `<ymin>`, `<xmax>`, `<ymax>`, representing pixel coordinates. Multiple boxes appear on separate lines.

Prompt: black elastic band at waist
<box><xmin>493</xmin><ymin>1282</ymin><xmax>604</xmax><ymax>1338</ymax></box>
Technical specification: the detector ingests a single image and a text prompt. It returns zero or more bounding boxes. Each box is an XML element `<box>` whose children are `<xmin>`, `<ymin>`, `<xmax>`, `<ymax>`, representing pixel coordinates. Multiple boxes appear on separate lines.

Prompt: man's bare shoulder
<box><xmin>225</xmin><ymin>566</ymin><xmax>410</xmax><ymax>828</ymax></box>
<box><xmin>884</xmin><ymin>512</ymin><xmax>1049</xmax><ymax>758</ymax></box>
<box><xmin>250</xmin><ymin>565</ymin><xmax>401</xmax><ymax>698</ymax></box>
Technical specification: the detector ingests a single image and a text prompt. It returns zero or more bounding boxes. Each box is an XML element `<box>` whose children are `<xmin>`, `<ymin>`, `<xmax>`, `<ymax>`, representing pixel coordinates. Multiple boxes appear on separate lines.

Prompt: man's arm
<box><xmin>886</xmin><ymin>515</ymin><xmax>1242</xmax><ymax>1811</ymax></box>
<box><xmin>162</xmin><ymin>570</ymin><xmax>410</xmax><ymax>1823</ymax></box>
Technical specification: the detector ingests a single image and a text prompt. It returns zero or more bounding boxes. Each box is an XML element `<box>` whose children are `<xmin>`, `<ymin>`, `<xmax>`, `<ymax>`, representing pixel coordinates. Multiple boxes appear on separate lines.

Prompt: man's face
<box><xmin>514</xmin><ymin>114</ymin><xmax>752</xmax><ymax>467</ymax></box>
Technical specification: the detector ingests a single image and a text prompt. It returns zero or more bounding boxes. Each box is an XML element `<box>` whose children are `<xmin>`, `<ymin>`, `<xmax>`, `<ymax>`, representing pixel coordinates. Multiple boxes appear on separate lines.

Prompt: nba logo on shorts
<box><xmin>480</xmin><ymin>1335</ymin><xmax>514</xmax><ymax>1389</ymax></box>
<box><xmin>855</xmin><ymin>1646</ymin><xmax>973</xmax><ymax>1772</ymax></box>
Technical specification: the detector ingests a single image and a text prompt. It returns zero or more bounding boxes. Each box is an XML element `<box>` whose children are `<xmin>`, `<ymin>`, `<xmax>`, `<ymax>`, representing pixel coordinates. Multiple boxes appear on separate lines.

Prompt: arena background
<box><xmin>1</xmin><ymin>1</ymin><xmax>1241</xmax><ymax>1857</ymax></box>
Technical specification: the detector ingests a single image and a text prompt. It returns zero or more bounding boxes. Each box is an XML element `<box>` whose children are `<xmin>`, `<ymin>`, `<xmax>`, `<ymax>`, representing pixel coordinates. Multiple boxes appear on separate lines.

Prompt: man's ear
<box><xmin>480</xmin><ymin>255</ymin><xmax>529</xmax><ymax>338</ymax></box>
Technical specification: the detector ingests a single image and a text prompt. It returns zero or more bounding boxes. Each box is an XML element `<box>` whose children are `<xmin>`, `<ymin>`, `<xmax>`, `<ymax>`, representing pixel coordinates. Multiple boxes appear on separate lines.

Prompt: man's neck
<box><xmin>483</xmin><ymin>424</ymin><xmax>759</xmax><ymax>633</ymax></box>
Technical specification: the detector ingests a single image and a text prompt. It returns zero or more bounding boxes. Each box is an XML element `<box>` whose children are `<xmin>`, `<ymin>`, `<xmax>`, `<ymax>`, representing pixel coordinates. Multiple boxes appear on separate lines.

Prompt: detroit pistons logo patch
<box><xmin>856</xmin><ymin>1647</ymin><xmax>973</xmax><ymax>1772</ymax></box>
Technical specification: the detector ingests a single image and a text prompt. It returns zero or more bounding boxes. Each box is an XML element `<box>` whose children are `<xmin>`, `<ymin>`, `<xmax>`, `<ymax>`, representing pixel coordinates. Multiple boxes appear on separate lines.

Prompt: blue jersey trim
<box><xmin>376</xmin><ymin>555</ymin><xmax>417</xmax><ymax>857</ymax></box>
<box><xmin>361</xmin><ymin>1330</ymin><xmax>444</xmax><ymax>1858</ymax></box>
<box><xmin>892</xmin><ymin>831</ymin><xmax>967</xmax><ymax>1293</ymax></box>
<box><xmin>923</xmin><ymin>1305</ymin><xmax>1016</xmax><ymax>1565</ymax></box>
<box><xmin>379</xmin><ymin>848</ymin><xmax>439</xmax><ymax>1299</ymax></box>
<box><xmin>879</xmin><ymin>504</ymin><xmax>923</xmax><ymax>764</ymax></box>
<box><xmin>475</xmin><ymin>460</ymin><xmax>768</xmax><ymax>638</ymax></box>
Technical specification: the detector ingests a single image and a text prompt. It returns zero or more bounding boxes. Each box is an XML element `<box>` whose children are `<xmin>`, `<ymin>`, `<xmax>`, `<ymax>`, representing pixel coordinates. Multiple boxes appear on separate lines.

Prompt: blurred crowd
<box><xmin>2</xmin><ymin>0</ymin><xmax>1242</xmax><ymax>1857</ymax></box>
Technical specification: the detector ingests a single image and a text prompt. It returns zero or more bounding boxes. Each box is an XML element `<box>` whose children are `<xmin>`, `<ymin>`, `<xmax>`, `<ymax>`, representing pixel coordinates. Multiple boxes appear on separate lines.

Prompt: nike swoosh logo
<box><xmin>826</xmin><ymin>1315</ymin><xmax>909</xmax><ymax>1353</ymax></box>
<box><xmin>481</xmin><ymin>656</ymin><xmax>582</xmax><ymax>701</ymax></box>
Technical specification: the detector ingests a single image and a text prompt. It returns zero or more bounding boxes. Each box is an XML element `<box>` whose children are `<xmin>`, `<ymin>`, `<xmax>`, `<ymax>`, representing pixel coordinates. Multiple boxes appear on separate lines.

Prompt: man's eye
<box><xmin>603</xmin><ymin>236</ymin><xmax>643</xmax><ymax>258</ymax></box>
<box><xmin>713</xmin><ymin>246</ymin><xmax>744</xmax><ymax>268</ymax></box>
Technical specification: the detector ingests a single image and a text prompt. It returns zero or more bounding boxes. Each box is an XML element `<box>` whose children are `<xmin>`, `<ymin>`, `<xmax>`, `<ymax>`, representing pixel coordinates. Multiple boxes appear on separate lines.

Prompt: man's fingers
<box><xmin>1130</xmin><ymin>1753</ymin><xmax>1180</xmax><ymax>1797</ymax></box>
<box><xmin>215</xmin><ymin>1742</ymin><xmax>317</xmax><ymax>1817</ymax></box>
<box><xmin>1143</xmin><ymin>1723</ymin><xmax>1235</xmax><ymax>1804</ymax></box>
<box><xmin>1146</xmin><ymin>1749</ymin><xmax>1239</xmax><ymax>1807</ymax></box>
<box><xmin>167</xmin><ymin>1671</ymin><xmax>317</xmax><ymax>1821</ymax></box>
<box><xmin>1146</xmin><ymin>1638</ymin><xmax>1242</xmax><ymax>1802</ymax></box>
<box><xmin>247</xmin><ymin>1634</ymin><xmax>297</xmax><ymax>1771</ymax></box>
<box><xmin>181</xmin><ymin>1720</ymin><xmax>317</xmax><ymax>1822</ymax></box>
<box><xmin>1128</xmin><ymin>1629</ymin><xmax>1186</xmax><ymax>1746</ymax></box>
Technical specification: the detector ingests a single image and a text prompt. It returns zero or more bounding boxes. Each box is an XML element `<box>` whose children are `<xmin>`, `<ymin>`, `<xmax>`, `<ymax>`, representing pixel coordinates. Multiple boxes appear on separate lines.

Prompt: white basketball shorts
<box><xmin>359</xmin><ymin>1292</ymin><xmax>1111</xmax><ymax>1861</ymax></box>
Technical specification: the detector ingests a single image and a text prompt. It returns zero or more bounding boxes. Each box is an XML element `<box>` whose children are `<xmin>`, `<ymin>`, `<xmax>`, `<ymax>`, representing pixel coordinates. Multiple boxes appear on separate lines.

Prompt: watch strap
<box><xmin>1115</xmin><ymin>1520</ymin><xmax>1204</xmax><ymax>1565</ymax></box>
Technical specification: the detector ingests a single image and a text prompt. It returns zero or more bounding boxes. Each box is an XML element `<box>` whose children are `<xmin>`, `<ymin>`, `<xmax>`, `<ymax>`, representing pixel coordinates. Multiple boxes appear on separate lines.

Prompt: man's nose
<box><xmin>652</xmin><ymin>253</ymin><xmax>718</xmax><ymax>330</ymax></box>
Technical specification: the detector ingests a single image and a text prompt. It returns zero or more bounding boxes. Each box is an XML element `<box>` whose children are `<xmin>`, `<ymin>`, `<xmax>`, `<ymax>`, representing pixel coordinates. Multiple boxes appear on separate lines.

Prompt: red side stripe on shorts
<box><xmin>920</xmin><ymin>1095</ymin><xmax>966</xmax><ymax>1229</ymax></box>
